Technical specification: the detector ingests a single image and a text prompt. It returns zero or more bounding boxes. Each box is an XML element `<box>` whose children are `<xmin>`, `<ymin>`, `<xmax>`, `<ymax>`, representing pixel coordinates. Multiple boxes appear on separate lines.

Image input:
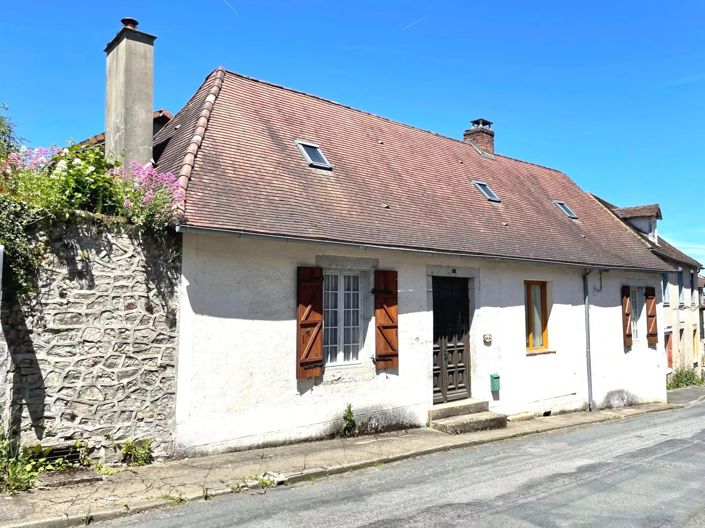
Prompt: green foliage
<box><xmin>12</xmin><ymin>145</ymin><xmax>121</xmax><ymax>217</ymax></box>
<box><xmin>667</xmin><ymin>368</ymin><xmax>704</xmax><ymax>390</ymax></box>
<box><xmin>161</xmin><ymin>491</ymin><xmax>186</xmax><ymax>505</ymax></box>
<box><xmin>0</xmin><ymin>436</ymin><xmax>70</xmax><ymax>494</ymax></box>
<box><xmin>0</xmin><ymin>103</ymin><xmax>21</xmax><ymax>159</ymax></box>
<box><xmin>119</xmin><ymin>439</ymin><xmax>153</xmax><ymax>466</ymax></box>
<box><xmin>0</xmin><ymin>195</ymin><xmax>43</xmax><ymax>297</ymax></box>
<box><xmin>342</xmin><ymin>403</ymin><xmax>357</xmax><ymax>437</ymax></box>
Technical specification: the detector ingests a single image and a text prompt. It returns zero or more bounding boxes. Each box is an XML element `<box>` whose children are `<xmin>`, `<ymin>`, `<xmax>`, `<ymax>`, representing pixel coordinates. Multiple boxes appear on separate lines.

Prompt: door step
<box><xmin>430</xmin><ymin>411</ymin><xmax>508</xmax><ymax>435</ymax></box>
<box><xmin>428</xmin><ymin>398</ymin><xmax>489</xmax><ymax>421</ymax></box>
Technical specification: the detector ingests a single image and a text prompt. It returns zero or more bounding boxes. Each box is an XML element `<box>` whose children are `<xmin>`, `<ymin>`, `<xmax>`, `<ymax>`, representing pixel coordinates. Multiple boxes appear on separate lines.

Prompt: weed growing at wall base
<box><xmin>667</xmin><ymin>368</ymin><xmax>704</xmax><ymax>390</ymax></box>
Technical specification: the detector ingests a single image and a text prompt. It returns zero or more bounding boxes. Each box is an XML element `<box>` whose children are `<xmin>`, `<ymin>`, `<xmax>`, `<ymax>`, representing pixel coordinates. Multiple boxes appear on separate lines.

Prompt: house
<box><xmin>90</xmin><ymin>26</ymin><xmax>667</xmax><ymax>453</ymax></box>
<box><xmin>0</xmin><ymin>18</ymin><xmax>674</xmax><ymax>458</ymax></box>
<box><xmin>594</xmin><ymin>199</ymin><xmax>703</xmax><ymax>375</ymax></box>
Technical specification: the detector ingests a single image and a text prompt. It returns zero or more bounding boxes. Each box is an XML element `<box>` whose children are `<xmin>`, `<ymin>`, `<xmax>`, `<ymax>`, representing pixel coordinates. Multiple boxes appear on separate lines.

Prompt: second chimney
<box><xmin>463</xmin><ymin>118</ymin><xmax>494</xmax><ymax>154</ymax></box>
<box><xmin>105</xmin><ymin>17</ymin><xmax>156</xmax><ymax>165</ymax></box>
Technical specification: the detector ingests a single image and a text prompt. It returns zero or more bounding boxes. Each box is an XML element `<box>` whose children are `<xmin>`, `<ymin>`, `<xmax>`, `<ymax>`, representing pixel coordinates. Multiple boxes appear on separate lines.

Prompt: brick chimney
<box><xmin>463</xmin><ymin>118</ymin><xmax>494</xmax><ymax>154</ymax></box>
<box><xmin>104</xmin><ymin>17</ymin><xmax>156</xmax><ymax>165</ymax></box>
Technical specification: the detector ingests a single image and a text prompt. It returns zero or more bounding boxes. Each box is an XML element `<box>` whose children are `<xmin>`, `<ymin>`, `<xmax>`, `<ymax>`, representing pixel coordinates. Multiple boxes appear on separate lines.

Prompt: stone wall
<box><xmin>0</xmin><ymin>220</ymin><xmax>179</xmax><ymax>459</ymax></box>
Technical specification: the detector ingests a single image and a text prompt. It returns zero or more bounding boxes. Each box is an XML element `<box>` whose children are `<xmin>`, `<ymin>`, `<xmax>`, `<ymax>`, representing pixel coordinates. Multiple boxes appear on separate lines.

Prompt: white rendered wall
<box><xmin>175</xmin><ymin>232</ymin><xmax>666</xmax><ymax>454</ymax></box>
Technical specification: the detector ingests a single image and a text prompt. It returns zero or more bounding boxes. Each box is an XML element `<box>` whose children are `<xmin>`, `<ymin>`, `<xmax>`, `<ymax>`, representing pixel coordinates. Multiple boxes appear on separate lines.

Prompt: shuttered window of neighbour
<box><xmin>645</xmin><ymin>286</ymin><xmax>658</xmax><ymax>345</ymax></box>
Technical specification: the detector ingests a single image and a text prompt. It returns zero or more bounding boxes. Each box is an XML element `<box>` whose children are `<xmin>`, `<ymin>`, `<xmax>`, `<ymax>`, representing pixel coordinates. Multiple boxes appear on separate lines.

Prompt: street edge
<box><xmin>2</xmin><ymin>402</ymin><xmax>681</xmax><ymax>528</ymax></box>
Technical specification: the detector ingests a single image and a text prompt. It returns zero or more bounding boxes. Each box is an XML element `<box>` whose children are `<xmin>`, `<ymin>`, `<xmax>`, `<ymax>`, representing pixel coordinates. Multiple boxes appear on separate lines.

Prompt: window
<box><xmin>691</xmin><ymin>271</ymin><xmax>697</xmax><ymax>306</ymax></box>
<box><xmin>323</xmin><ymin>272</ymin><xmax>361</xmax><ymax>364</ymax></box>
<box><xmin>678</xmin><ymin>270</ymin><xmax>684</xmax><ymax>306</ymax></box>
<box><xmin>295</xmin><ymin>140</ymin><xmax>332</xmax><ymax>170</ymax></box>
<box><xmin>629</xmin><ymin>288</ymin><xmax>643</xmax><ymax>341</ymax></box>
<box><xmin>662</xmin><ymin>273</ymin><xmax>670</xmax><ymax>306</ymax></box>
<box><xmin>553</xmin><ymin>200</ymin><xmax>578</xmax><ymax>219</ymax></box>
<box><xmin>471</xmin><ymin>180</ymin><xmax>501</xmax><ymax>202</ymax></box>
<box><xmin>525</xmin><ymin>281</ymin><xmax>548</xmax><ymax>351</ymax></box>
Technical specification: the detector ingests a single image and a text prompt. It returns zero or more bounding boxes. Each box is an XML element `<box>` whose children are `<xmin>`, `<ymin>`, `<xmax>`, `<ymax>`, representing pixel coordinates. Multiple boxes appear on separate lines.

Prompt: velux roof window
<box><xmin>553</xmin><ymin>200</ymin><xmax>578</xmax><ymax>219</ymax></box>
<box><xmin>471</xmin><ymin>180</ymin><xmax>501</xmax><ymax>203</ymax></box>
<box><xmin>295</xmin><ymin>140</ymin><xmax>332</xmax><ymax>170</ymax></box>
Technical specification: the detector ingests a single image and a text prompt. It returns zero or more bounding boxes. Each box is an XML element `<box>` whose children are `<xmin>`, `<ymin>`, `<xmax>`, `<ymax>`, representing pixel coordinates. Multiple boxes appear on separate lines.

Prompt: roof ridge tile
<box><xmin>175</xmin><ymin>66</ymin><xmax>225</xmax><ymax>211</ymax></box>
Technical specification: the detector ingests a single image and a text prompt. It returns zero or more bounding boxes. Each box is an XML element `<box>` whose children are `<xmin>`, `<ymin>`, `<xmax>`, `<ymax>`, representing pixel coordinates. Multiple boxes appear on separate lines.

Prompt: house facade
<box><xmin>0</xmin><ymin>19</ymin><xmax>675</xmax><ymax>458</ymax></box>
<box><xmin>596</xmin><ymin>202</ymin><xmax>703</xmax><ymax>375</ymax></box>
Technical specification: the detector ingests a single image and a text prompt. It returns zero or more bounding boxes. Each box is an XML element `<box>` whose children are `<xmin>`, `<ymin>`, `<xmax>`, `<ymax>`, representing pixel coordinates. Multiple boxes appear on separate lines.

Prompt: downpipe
<box><xmin>584</xmin><ymin>270</ymin><xmax>594</xmax><ymax>411</ymax></box>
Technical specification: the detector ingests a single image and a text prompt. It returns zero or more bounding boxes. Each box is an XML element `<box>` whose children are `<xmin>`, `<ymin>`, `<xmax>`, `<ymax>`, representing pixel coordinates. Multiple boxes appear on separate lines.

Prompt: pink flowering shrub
<box><xmin>112</xmin><ymin>161</ymin><xmax>183</xmax><ymax>228</ymax></box>
<box><xmin>0</xmin><ymin>144</ymin><xmax>181</xmax><ymax>230</ymax></box>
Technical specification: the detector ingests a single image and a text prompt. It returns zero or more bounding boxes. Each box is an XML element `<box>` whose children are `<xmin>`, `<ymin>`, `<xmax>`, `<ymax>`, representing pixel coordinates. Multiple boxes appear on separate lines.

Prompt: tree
<box><xmin>0</xmin><ymin>103</ymin><xmax>21</xmax><ymax>159</ymax></box>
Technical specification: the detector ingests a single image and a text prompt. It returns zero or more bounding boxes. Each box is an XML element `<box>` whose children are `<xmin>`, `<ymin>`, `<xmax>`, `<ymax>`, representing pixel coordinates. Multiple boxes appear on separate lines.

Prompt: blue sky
<box><xmin>2</xmin><ymin>1</ymin><xmax>703</xmax><ymax>263</ymax></box>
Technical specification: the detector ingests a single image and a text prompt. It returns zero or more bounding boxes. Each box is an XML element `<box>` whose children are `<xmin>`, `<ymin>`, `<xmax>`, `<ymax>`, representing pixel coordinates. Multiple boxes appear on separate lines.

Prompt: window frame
<box><xmin>525</xmin><ymin>280</ymin><xmax>549</xmax><ymax>353</ymax></box>
<box><xmin>471</xmin><ymin>180</ymin><xmax>501</xmax><ymax>203</ymax></box>
<box><xmin>691</xmin><ymin>271</ymin><xmax>697</xmax><ymax>306</ymax></box>
<box><xmin>552</xmin><ymin>200</ymin><xmax>578</xmax><ymax>219</ymax></box>
<box><xmin>323</xmin><ymin>270</ymin><xmax>363</xmax><ymax>365</ymax></box>
<box><xmin>295</xmin><ymin>140</ymin><xmax>333</xmax><ymax>170</ymax></box>
<box><xmin>629</xmin><ymin>287</ymin><xmax>644</xmax><ymax>341</ymax></box>
<box><xmin>678</xmin><ymin>270</ymin><xmax>684</xmax><ymax>306</ymax></box>
<box><xmin>662</xmin><ymin>272</ymin><xmax>670</xmax><ymax>306</ymax></box>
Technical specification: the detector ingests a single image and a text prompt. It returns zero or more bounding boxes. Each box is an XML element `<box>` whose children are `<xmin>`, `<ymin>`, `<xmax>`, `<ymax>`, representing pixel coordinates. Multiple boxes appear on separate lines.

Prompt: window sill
<box><xmin>526</xmin><ymin>348</ymin><xmax>556</xmax><ymax>356</ymax></box>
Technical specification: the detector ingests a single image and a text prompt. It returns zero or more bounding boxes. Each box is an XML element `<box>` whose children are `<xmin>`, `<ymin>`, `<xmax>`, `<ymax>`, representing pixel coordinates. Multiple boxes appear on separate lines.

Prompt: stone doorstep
<box><xmin>430</xmin><ymin>411</ymin><xmax>508</xmax><ymax>435</ymax></box>
<box><xmin>428</xmin><ymin>398</ymin><xmax>490</xmax><ymax>421</ymax></box>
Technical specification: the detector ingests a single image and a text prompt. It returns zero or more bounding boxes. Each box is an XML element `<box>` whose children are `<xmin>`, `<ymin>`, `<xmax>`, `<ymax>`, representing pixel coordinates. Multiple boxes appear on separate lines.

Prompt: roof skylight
<box><xmin>472</xmin><ymin>180</ymin><xmax>501</xmax><ymax>203</ymax></box>
<box><xmin>553</xmin><ymin>200</ymin><xmax>578</xmax><ymax>219</ymax></box>
<box><xmin>295</xmin><ymin>140</ymin><xmax>332</xmax><ymax>170</ymax></box>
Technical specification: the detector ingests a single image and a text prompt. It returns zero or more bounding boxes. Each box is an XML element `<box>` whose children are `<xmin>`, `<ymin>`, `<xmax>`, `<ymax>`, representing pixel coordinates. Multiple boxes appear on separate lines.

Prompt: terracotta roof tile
<box><xmin>156</xmin><ymin>69</ymin><xmax>671</xmax><ymax>272</ymax></box>
<box><xmin>614</xmin><ymin>204</ymin><xmax>662</xmax><ymax>220</ymax></box>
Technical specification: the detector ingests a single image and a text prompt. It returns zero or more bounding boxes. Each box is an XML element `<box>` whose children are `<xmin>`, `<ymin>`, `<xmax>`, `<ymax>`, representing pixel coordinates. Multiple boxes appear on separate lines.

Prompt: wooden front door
<box><xmin>432</xmin><ymin>276</ymin><xmax>470</xmax><ymax>404</ymax></box>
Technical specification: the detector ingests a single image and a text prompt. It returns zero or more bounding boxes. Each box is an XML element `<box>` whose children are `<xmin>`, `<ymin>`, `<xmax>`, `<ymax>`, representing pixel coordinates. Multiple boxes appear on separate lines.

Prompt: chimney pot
<box><xmin>121</xmin><ymin>17</ymin><xmax>139</xmax><ymax>30</ymax></box>
<box><xmin>464</xmin><ymin>118</ymin><xmax>495</xmax><ymax>154</ymax></box>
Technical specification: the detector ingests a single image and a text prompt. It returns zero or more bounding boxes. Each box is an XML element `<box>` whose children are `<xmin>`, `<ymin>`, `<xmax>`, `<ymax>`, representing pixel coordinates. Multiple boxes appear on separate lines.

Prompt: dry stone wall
<box><xmin>0</xmin><ymin>220</ymin><xmax>180</xmax><ymax>459</ymax></box>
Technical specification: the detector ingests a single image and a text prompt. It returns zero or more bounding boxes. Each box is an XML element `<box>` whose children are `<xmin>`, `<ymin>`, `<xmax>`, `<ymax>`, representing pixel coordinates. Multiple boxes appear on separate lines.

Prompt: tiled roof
<box><xmin>653</xmin><ymin>237</ymin><xmax>702</xmax><ymax>269</ymax></box>
<box><xmin>614</xmin><ymin>204</ymin><xmax>662</xmax><ymax>220</ymax></box>
<box><xmin>155</xmin><ymin>68</ymin><xmax>670</xmax><ymax>272</ymax></box>
<box><xmin>593</xmin><ymin>195</ymin><xmax>701</xmax><ymax>269</ymax></box>
<box><xmin>79</xmin><ymin>110</ymin><xmax>173</xmax><ymax>148</ymax></box>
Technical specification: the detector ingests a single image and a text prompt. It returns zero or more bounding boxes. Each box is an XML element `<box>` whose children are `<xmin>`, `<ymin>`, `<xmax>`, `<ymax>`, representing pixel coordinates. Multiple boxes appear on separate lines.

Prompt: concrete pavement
<box><xmin>0</xmin><ymin>400</ymin><xmax>685</xmax><ymax>528</ymax></box>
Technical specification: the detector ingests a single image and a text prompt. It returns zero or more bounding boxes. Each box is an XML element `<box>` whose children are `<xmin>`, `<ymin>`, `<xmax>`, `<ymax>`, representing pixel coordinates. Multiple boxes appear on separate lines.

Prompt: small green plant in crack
<box><xmin>203</xmin><ymin>486</ymin><xmax>211</xmax><ymax>500</ymax></box>
<box><xmin>161</xmin><ymin>492</ymin><xmax>186</xmax><ymax>506</ymax></box>
<box><xmin>119</xmin><ymin>439</ymin><xmax>153</xmax><ymax>467</ymax></box>
<box><xmin>82</xmin><ymin>508</ymin><xmax>94</xmax><ymax>525</ymax></box>
<box><xmin>341</xmin><ymin>403</ymin><xmax>357</xmax><ymax>437</ymax></box>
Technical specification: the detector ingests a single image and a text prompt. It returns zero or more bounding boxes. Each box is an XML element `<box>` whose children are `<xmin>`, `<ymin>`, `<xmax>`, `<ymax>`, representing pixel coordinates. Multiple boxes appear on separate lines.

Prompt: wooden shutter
<box><xmin>374</xmin><ymin>270</ymin><xmax>399</xmax><ymax>369</ymax></box>
<box><xmin>645</xmin><ymin>286</ymin><xmax>658</xmax><ymax>345</ymax></box>
<box><xmin>621</xmin><ymin>285</ymin><xmax>633</xmax><ymax>348</ymax></box>
<box><xmin>296</xmin><ymin>266</ymin><xmax>324</xmax><ymax>379</ymax></box>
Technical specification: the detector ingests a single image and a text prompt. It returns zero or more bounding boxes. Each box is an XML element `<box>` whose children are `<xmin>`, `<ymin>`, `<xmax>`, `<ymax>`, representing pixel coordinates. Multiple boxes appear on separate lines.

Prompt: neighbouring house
<box><xmin>699</xmin><ymin>276</ymin><xmax>705</xmax><ymax>348</ymax></box>
<box><xmin>594</xmin><ymin>199</ymin><xmax>703</xmax><ymax>376</ymax></box>
<box><xmin>0</xmin><ymin>19</ymin><xmax>676</xmax><ymax>458</ymax></box>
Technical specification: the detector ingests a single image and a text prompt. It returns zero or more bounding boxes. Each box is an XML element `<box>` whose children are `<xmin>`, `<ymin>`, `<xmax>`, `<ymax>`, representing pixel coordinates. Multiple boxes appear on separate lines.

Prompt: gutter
<box><xmin>583</xmin><ymin>270</ymin><xmax>594</xmax><ymax>411</ymax></box>
<box><xmin>175</xmin><ymin>224</ymin><xmax>670</xmax><ymax>274</ymax></box>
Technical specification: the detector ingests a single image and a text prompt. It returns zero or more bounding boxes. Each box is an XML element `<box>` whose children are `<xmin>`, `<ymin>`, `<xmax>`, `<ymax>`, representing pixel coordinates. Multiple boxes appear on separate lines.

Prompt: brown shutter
<box><xmin>296</xmin><ymin>266</ymin><xmax>324</xmax><ymax>379</ymax></box>
<box><xmin>622</xmin><ymin>286</ymin><xmax>633</xmax><ymax>348</ymax></box>
<box><xmin>645</xmin><ymin>286</ymin><xmax>658</xmax><ymax>345</ymax></box>
<box><xmin>374</xmin><ymin>270</ymin><xmax>399</xmax><ymax>369</ymax></box>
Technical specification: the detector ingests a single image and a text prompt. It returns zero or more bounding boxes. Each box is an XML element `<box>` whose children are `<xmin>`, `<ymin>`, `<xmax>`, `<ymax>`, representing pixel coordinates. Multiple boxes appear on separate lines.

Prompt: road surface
<box><xmin>97</xmin><ymin>401</ymin><xmax>705</xmax><ymax>527</ymax></box>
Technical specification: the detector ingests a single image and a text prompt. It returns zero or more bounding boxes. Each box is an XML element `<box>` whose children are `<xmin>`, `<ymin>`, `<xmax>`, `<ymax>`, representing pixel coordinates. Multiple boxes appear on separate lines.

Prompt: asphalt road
<box><xmin>97</xmin><ymin>402</ymin><xmax>705</xmax><ymax>528</ymax></box>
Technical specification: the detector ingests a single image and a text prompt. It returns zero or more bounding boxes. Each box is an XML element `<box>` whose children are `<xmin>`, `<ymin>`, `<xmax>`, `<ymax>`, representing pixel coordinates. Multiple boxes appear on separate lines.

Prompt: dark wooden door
<box><xmin>432</xmin><ymin>276</ymin><xmax>470</xmax><ymax>404</ymax></box>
